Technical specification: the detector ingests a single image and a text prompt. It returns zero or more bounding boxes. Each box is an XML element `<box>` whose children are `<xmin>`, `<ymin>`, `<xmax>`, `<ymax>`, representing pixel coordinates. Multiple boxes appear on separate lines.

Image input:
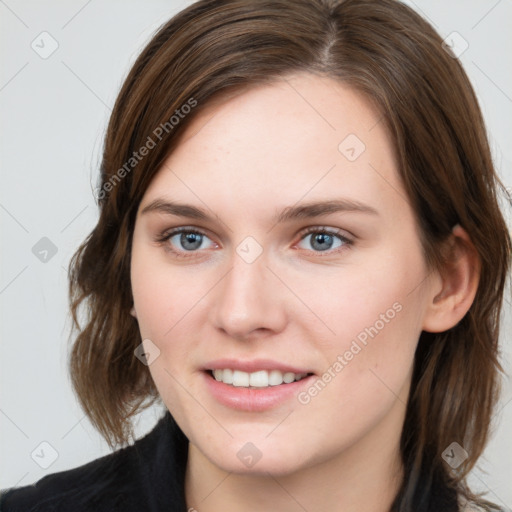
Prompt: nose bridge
<box><xmin>210</xmin><ymin>243</ymin><xmax>285</xmax><ymax>337</ymax></box>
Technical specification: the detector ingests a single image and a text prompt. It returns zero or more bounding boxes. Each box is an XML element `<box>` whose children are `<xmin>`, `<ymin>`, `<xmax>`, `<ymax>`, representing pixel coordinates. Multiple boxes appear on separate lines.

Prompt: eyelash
<box><xmin>155</xmin><ymin>226</ymin><xmax>353</xmax><ymax>258</ymax></box>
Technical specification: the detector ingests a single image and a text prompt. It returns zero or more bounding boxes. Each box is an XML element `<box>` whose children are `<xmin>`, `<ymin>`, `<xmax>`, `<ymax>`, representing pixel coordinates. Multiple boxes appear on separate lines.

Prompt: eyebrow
<box><xmin>140</xmin><ymin>198</ymin><xmax>378</xmax><ymax>223</ymax></box>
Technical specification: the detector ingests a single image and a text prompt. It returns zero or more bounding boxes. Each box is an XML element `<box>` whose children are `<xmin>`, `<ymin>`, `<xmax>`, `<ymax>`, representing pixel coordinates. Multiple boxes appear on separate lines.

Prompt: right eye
<box><xmin>156</xmin><ymin>228</ymin><xmax>217</xmax><ymax>257</ymax></box>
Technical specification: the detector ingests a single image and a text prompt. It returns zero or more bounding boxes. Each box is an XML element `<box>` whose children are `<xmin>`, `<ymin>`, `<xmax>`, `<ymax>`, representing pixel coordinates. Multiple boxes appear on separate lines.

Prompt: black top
<box><xmin>0</xmin><ymin>411</ymin><xmax>189</xmax><ymax>511</ymax></box>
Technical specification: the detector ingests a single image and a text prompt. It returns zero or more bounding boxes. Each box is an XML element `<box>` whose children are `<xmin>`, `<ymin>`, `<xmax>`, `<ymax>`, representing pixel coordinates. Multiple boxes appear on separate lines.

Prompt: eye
<box><xmin>156</xmin><ymin>228</ymin><xmax>216</xmax><ymax>256</ymax></box>
<box><xmin>296</xmin><ymin>227</ymin><xmax>352</xmax><ymax>254</ymax></box>
<box><xmin>155</xmin><ymin>226</ymin><xmax>353</xmax><ymax>258</ymax></box>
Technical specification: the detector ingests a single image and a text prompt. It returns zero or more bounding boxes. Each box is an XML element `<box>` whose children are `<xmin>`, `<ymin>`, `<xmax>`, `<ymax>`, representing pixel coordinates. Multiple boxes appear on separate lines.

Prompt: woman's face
<box><xmin>131</xmin><ymin>72</ymin><xmax>437</xmax><ymax>476</ymax></box>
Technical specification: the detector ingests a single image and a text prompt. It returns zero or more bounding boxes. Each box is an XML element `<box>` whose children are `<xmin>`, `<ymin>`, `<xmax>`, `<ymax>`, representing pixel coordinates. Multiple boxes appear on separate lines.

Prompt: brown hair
<box><xmin>68</xmin><ymin>0</ymin><xmax>511</xmax><ymax>510</ymax></box>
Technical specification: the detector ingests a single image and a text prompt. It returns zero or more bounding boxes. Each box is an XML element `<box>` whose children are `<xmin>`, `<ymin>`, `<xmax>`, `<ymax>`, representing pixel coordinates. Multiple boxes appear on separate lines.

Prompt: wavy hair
<box><xmin>68</xmin><ymin>1</ymin><xmax>511</xmax><ymax>510</ymax></box>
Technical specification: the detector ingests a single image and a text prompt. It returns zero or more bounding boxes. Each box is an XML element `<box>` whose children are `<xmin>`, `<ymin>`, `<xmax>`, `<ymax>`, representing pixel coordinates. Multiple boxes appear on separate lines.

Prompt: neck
<box><xmin>184</xmin><ymin>400</ymin><xmax>405</xmax><ymax>512</ymax></box>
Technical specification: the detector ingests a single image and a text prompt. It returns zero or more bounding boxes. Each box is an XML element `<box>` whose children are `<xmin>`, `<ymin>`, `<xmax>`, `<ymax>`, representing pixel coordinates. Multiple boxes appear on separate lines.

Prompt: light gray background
<box><xmin>1</xmin><ymin>0</ymin><xmax>511</xmax><ymax>507</ymax></box>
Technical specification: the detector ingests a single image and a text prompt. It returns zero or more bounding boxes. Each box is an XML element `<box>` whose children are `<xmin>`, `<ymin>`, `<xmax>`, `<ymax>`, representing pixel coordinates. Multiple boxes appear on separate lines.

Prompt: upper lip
<box><xmin>204</xmin><ymin>358</ymin><xmax>314</xmax><ymax>374</ymax></box>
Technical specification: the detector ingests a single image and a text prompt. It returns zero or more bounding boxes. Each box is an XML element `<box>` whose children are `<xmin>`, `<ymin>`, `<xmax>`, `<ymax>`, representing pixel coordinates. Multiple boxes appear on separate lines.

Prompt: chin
<box><xmin>200</xmin><ymin>436</ymin><xmax>315</xmax><ymax>477</ymax></box>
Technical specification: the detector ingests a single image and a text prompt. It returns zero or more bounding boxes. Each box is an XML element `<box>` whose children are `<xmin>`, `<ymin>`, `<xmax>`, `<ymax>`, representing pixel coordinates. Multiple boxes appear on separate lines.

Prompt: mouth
<box><xmin>205</xmin><ymin>368</ymin><xmax>315</xmax><ymax>388</ymax></box>
<box><xmin>202</xmin><ymin>362</ymin><xmax>316</xmax><ymax>411</ymax></box>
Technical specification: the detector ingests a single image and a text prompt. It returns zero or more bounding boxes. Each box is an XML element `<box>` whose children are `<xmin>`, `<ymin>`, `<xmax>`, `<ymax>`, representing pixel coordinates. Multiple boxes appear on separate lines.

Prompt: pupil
<box><xmin>182</xmin><ymin>232</ymin><xmax>202</xmax><ymax>250</ymax></box>
<box><xmin>313</xmin><ymin>233</ymin><xmax>332</xmax><ymax>251</ymax></box>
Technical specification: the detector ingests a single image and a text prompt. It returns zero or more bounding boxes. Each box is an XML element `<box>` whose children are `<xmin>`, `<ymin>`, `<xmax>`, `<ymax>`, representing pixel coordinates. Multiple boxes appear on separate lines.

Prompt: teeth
<box><xmin>249</xmin><ymin>370</ymin><xmax>267</xmax><ymax>387</ymax></box>
<box><xmin>233</xmin><ymin>370</ymin><xmax>249</xmax><ymax>387</ymax></box>
<box><xmin>269</xmin><ymin>370</ymin><xmax>283</xmax><ymax>386</ymax></box>
<box><xmin>222</xmin><ymin>368</ymin><xmax>233</xmax><ymax>384</ymax></box>
<box><xmin>211</xmin><ymin>369</ymin><xmax>309</xmax><ymax>387</ymax></box>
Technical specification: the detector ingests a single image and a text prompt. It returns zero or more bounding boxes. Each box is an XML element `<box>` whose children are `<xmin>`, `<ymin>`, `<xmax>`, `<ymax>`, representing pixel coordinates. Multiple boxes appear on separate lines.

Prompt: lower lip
<box><xmin>202</xmin><ymin>371</ymin><xmax>314</xmax><ymax>412</ymax></box>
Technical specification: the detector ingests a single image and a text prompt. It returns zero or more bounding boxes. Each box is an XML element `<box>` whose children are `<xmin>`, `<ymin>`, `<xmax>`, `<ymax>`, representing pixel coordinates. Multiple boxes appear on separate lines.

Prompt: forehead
<box><xmin>141</xmin><ymin>72</ymin><xmax>405</xmax><ymax>224</ymax></box>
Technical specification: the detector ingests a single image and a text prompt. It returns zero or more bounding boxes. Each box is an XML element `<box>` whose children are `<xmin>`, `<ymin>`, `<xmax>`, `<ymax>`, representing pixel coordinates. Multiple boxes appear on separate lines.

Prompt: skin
<box><xmin>130</xmin><ymin>72</ymin><xmax>479</xmax><ymax>512</ymax></box>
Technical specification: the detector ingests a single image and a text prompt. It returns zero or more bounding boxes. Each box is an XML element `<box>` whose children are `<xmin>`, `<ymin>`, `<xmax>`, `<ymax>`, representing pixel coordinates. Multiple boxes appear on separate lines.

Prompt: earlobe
<box><xmin>422</xmin><ymin>225</ymin><xmax>481</xmax><ymax>333</ymax></box>
<box><xmin>130</xmin><ymin>306</ymin><xmax>137</xmax><ymax>319</ymax></box>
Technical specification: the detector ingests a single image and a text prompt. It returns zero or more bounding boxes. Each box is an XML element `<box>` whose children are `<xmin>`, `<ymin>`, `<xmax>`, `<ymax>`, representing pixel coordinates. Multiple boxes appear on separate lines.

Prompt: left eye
<box><xmin>297</xmin><ymin>229</ymin><xmax>350</xmax><ymax>252</ymax></box>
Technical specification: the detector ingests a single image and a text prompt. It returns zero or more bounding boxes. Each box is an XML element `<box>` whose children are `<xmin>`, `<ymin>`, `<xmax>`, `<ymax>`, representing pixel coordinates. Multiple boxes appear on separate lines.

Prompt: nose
<box><xmin>209</xmin><ymin>249</ymin><xmax>287</xmax><ymax>340</ymax></box>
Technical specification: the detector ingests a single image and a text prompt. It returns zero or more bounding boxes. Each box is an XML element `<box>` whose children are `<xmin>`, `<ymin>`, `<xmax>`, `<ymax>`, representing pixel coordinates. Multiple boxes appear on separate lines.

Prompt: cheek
<box><xmin>293</xmin><ymin>283</ymin><xmax>422</xmax><ymax>458</ymax></box>
<box><xmin>130</xmin><ymin>242</ymin><xmax>198</xmax><ymax>339</ymax></box>
<box><xmin>297</xmin><ymin>248</ymin><xmax>427</xmax><ymax>400</ymax></box>
<box><xmin>295</xmin><ymin>249</ymin><xmax>426</xmax><ymax>347</ymax></box>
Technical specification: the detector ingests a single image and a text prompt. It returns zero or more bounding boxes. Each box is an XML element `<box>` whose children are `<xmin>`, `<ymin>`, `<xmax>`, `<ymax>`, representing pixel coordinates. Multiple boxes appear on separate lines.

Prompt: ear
<box><xmin>422</xmin><ymin>225</ymin><xmax>481</xmax><ymax>333</ymax></box>
<box><xmin>130</xmin><ymin>306</ymin><xmax>137</xmax><ymax>319</ymax></box>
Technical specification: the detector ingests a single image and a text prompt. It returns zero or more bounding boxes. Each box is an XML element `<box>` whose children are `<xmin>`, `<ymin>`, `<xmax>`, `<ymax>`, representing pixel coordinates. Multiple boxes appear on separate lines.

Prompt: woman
<box><xmin>1</xmin><ymin>0</ymin><xmax>510</xmax><ymax>511</ymax></box>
